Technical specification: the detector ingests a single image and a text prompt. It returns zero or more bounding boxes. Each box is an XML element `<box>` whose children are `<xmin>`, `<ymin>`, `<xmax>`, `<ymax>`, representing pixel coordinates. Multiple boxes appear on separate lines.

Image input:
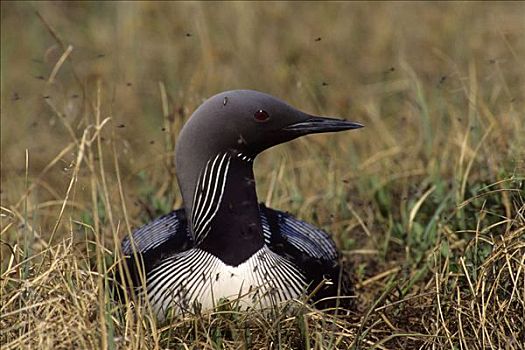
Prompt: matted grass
<box><xmin>1</xmin><ymin>2</ymin><xmax>524</xmax><ymax>349</ymax></box>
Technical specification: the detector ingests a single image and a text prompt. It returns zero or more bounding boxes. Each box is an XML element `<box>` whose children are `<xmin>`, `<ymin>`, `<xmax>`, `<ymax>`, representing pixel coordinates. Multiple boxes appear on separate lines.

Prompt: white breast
<box><xmin>146</xmin><ymin>246</ymin><xmax>306</xmax><ymax>321</ymax></box>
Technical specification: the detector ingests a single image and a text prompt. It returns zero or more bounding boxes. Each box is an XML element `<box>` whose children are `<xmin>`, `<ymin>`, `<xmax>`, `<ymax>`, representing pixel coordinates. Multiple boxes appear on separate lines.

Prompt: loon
<box><xmin>117</xmin><ymin>90</ymin><xmax>362</xmax><ymax>321</ymax></box>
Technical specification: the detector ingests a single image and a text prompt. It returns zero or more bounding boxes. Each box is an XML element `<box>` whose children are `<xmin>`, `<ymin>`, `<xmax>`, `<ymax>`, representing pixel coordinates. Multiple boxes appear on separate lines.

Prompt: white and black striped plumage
<box><xmin>120</xmin><ymin>203</ymin><xmax>349</xmax><ymax>320</ymax></box>
<box><xmin>114</xmin><ymin>90</ymin><xmax>361</xmax><ymax>321</ymax></box>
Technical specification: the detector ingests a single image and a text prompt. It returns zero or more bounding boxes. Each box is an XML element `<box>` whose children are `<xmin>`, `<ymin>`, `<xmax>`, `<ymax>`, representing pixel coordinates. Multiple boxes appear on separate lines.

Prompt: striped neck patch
<box><xmin>191</xmin><ymin>152</ymin><xmax>232</xmax><ymax>244</ymax></box>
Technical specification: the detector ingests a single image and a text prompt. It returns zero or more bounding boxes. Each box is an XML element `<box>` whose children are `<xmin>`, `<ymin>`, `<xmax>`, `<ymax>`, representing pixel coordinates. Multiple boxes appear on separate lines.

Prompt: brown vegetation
<box><xmin>1</xmin><ymin>2</ymin><xmax>524</xmax><ymax>349</ymax></box>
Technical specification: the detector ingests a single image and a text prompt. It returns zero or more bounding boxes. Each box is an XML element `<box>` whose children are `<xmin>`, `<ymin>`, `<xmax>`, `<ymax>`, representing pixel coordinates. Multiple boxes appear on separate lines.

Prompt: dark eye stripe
<box><xmin>254</xmin><ymin>109</ymin><xmax>270</xmax><ymax>122</ymax></box>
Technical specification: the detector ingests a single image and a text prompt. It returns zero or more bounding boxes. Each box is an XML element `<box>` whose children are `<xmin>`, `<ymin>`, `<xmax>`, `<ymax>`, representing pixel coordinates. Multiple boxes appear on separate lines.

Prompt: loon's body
<box><xmin>117</xmin><ymin>90</ymin><xmax>361</xmax><ymax>320</ymax></box>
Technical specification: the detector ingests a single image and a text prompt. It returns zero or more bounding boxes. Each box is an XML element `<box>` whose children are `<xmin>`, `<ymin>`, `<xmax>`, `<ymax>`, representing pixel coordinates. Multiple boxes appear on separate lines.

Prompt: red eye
<box><xmin>254</xmin><ymin>109</ymin><xmax>270</xmax><ymax>122</ymax></box>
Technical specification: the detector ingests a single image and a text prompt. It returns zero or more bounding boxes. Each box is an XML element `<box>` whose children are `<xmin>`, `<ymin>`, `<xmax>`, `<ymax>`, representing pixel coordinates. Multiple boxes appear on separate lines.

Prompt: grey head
<box><xmin>175</xmin><ymin>90</ymin><xmax>362</xmax><ymax>239</ymax></box>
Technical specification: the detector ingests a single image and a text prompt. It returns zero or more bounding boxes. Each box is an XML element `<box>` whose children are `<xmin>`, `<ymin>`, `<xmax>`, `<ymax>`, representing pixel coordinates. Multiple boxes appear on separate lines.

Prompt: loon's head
<box><xmin>176</xmin><ymin>90</ymin><xmax>362</xmax><ymax>157</ymax></box>
<box><xmin>175</xmin><ymin>90</ymin><xmax>363</xmax><ymax>217</ymax></box>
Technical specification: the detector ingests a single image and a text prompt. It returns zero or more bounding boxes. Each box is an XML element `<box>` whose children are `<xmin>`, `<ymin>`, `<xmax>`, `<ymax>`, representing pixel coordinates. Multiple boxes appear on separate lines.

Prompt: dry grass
<box><xmin>1</xmin><ymin>2</ymin><xmax>524</xmax><ymax>349</ymax></box>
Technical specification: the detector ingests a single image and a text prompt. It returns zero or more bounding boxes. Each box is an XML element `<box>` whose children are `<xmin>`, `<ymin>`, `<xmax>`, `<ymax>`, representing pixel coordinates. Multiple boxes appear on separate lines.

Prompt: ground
<box><xmin>1</xmin><ymin>2</ymin><xmax>524</xmax><ymax>349</ymax></box>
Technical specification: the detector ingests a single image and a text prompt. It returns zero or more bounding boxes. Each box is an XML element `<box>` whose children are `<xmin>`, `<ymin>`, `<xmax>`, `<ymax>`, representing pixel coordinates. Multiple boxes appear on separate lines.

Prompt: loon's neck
<box><xmin>186</xmin><ymin>150</ymin><xmax>265</xmax><ymax>266</ymax></box>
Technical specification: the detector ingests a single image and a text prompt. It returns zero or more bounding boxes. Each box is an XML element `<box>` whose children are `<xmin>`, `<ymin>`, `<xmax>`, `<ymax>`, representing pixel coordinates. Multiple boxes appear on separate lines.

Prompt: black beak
<box><xmin>283</xmin><ymin>116</ymin><xmax>363</xmax><ymax>135</ymax></box>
